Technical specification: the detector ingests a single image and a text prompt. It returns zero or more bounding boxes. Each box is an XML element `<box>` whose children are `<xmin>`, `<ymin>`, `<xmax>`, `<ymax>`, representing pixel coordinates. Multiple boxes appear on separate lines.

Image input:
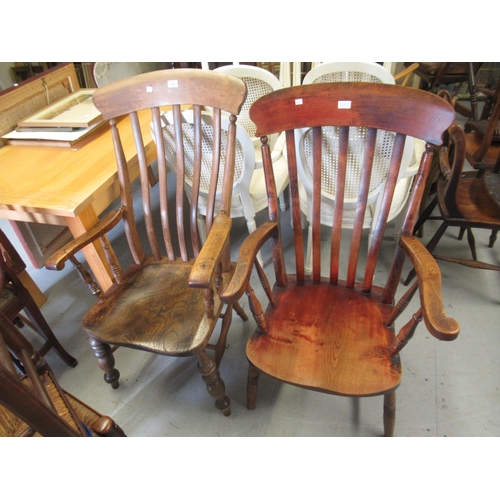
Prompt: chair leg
<box><xmin>233</xmin><ymin>301</ymin><xmax>249</xmax><ymax>321</ymax></box>
<box><xmin>247</xmin><ymin>362</ymin><xmax>260</xmax><ymax>410</ymax></box>
<box><xmin>21</xmin><ymin>307</ymin><xmax>78</xmax><ymax>368</ymax></box>
<box><xmin>214</xmin><ymin>305</ymin><xmax>233</xmax><ymax>368</ymax></box>
<box><xmin>305</xmin><ymin>224</ymin><xmax>312</xmax><ymax>275</ymax></box>
<box><xmin>278</xmin><ymin>192</ymin><xmax>287</xmax><ymax>212</ymax></box>
<box><xmin>197</xmin><ymin>350</ymin><xmax>231</xmax><ymax>416</ymax></box>
<box><xmin>489</xmin><ymin>230</ymin><xmax>498</xmax><ymax>248</ymax></box>
<box><xmin>466</xmin><ymin>227</ymin><xmax>477</xmax><ymax>260</ymax></box>
<box><xmin>458</xmin><ymin>227</ymin><xmax>466</xmax><ymax>241</ymax></box>
<box><xmin>88</xmin><ymin>336</ymin><xmax>120</xmax><ymax>389</ymax></box>
<box><xmin>383</xmin><ymin>391</ymin><xmax>396</xmax><ymax>437</ymax></box>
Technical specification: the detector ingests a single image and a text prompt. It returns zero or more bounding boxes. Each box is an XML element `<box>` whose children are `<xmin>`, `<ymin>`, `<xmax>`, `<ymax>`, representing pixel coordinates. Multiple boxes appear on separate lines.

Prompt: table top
<box><xmin>0</xmin><ymin>108</ymin><xmax>157</xmax><ymax>222</ymax></box>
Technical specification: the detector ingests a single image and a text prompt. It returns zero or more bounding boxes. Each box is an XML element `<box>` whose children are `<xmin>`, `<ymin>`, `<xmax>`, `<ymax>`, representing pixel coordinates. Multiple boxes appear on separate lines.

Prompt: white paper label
<box><xmin>338</xmin><ymin>100</ymin><xmax>351</xmax><ymax>109</ymax></box>
<box><xmin>146</xmin><ymin>86</ymin><xmax>153</xmax><ymax>93</ymax></box>
<box><xmin>295</xmin><ymin>98</ymin><xmax>303</xmax><ymax>105</ymax></box>
<box><xmin>168</xmin><ymin>80</ymin><xmax>179</xmax><ymax>88</ymax></box>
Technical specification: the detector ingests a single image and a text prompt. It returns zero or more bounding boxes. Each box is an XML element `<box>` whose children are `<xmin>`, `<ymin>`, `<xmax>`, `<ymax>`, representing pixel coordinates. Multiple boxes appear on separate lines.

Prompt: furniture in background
<box><xmin>0</xmin><ymin>313</ymin><xmax>125</xmax><ymax>437</ymax></box>
<box><xmin>299</xmin><ymin>62</ymin><xmax>424</xmax><ymax>271</ymax></box>
<box><xmin>0</xmin><ymin>229</ymin><xmax>77</xmax><ymax>367</ymax></box>
<box><xmin>212</xmin><ymin>65</ymin><xmax>289</xmax><ymax>231</ymax></box>
<box><xmin>405</xmin><ymin>62</ymin><xmax>484</xmax><ymax>119</ymax></box>
<box><xmin>0</xmin><ymin>63</ymin><xmax>79</xmax><ymax>269</ymax></box>
<box><xmin>209</xmin><ymin>82</ymin><xmax>459</xmax><ymax>436</ymax></box>
<box><xmin>157</xmin><ymin>109</ymin><xmax>267</xmax><ymax>246</ymax></box>
<box><xmin>0</xmin><ymin>91</ymin><xmax>158</xmax><ymax>293</ymax></box>
<box><xmin>463</xmin><ymin>77</ymin><xmax>500</xmax><ymax>174</ymax></box>
<box><xmin>404</xmin><ymin>123</ymin><xmax>500</xmax><ymax>286</ymax></box>
<box><xmin>46</xmin><ymin>69</ymin><xmax>249</xmax><ymax>416</ymax></box>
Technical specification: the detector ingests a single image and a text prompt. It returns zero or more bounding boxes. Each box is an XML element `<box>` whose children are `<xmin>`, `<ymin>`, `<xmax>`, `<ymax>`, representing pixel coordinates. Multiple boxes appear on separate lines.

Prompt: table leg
<box><xmin>65</xmin><ymin>207</ymin><xmax>115</xmax><ymax>293</ymax></box>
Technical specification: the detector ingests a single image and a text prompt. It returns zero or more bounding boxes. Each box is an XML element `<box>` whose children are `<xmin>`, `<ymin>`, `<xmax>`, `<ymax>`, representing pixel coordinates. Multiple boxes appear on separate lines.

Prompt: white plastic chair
<box><xmin>299</xmin><ymin>62</ymin><xmax>424</xmax><ymax>272</ymax></box>
<box><xmin>213</xmin><ymin>64</ymin><xmax>289</xmax><ymax>212</ymax></box>
<box><xmin>156</xmin><ymin>109</ymin><xmax>288</xmax><ymax>263</ymax></box>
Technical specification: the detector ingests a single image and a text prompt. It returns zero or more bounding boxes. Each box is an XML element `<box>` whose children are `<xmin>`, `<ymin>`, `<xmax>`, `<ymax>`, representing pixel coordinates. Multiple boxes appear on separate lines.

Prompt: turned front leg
<box><xmin>88</xmin><ymin>336</ymin><xmax>120</xmax><ymax>389</ymax></box>
<box><xmin>383</xmin><ymin>391</ymin><xmax>396</xmax><ymax>437</ymax></box>
<box><xmin>247</xmin><ymin>362</ymin><xmax>260</xmax><ymax>410</ymax></box>
<box><xmin>197</xmin><ymin>350</ymin><xmax>231</xmax><ymax>416</ymax></box>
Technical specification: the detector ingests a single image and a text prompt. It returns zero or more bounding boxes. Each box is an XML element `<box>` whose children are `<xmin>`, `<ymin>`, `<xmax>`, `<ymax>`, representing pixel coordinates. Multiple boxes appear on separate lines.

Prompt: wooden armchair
<box><xmin>0</xmin><ymin>312</ymin><xmax>125</xmax><ymax>437</ymax></box>
<box><xmin>0</xmin><ymin>229</ymin><xmax>77</xmax><ymax>367</ymax></box>
<box><xmin>46</xmin><ymin>69</ymin><xmax>248</xmax><ymax>416</ymax></box>
<box><xmin>194</xmin><ymin>82</ymin><xmax>460</xmax><ymax>436</ymax></box>
<box><xmin>404</xmin><ymin>123</ymin><xmax>500</xmax><ymax>285</ymax></box>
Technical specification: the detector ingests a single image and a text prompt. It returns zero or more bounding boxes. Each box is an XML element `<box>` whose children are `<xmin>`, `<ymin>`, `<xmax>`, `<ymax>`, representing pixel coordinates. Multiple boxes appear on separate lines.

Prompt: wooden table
<box><xmin>0</xmin><ymin>109</ymin><xmax>157</xmax><ymax>292</ymax></box>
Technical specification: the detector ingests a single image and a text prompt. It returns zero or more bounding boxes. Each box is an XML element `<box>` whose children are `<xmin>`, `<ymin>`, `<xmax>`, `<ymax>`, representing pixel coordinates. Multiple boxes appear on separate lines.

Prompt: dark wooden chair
<box><xmin>0</xmin><ymin>311</ymin><xmax>125</xmax><ymax>436</ymax></box>
<box><xmin>197</xmin><ymin>82</ymin><xmax>460</xmax><ymax>436</ymax></box>
<box><xmin>46</xmin><ymin>69</ymin><xmax>248</xmax><ymax>416</ymax></box>
<box><xmin>404</xmin><ymin>123</ymin><xmax>500</xmax><ymax>285</ymax></box>
<box><xmin>0</xmin><ymin>229</ymin><xmax>77</xmax><ymax>367</ymax></box>
<box><xmin>406</xmin><ymin>62</ymin><xmax>484</xmax><ymax>119</ymax></box>
<box><xmin>463</xmin><ymin>78</ymin><xmax>500</xmax><ymax>174</ymax></box>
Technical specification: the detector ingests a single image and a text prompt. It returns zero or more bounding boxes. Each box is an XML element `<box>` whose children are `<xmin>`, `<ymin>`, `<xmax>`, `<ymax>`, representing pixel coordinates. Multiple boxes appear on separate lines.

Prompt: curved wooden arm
<box><xmin>220</xmin><ymin>220</ymin><xmax>278</xmax><ymax>303</ymax></box>
<box><xmin>45</xmin><ymin>208</ymin><xmax>125</xmax><ymax>271</ymax></box>
<box><xmin>188</xmin><ymin>212</ymin><xmax>232</xmax><ymax>288</ymax></box>
<box><xmin>400</xmin><ymin>235</ymin><xmax>460</xmax><ymax>341</ymax></box>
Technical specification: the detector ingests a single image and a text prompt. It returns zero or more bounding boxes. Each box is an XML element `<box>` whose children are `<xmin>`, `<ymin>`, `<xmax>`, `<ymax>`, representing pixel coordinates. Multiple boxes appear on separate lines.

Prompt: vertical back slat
<box><xmin>130</xmin><ymin>111</ymin><xmax>161</xmax><ymax>261</ymax></box>
<box><xmin>362</xmin><ymin>133</ymin><xmax>406</xmax><ymax>293</ymax></box>
<box><xmin>110</xmin><ymin>118</ymin><xmax>145</xmax><ymax>265</ymax></box>
<box><xmin>206</xmin><ymin>108</ymin><xmax>222</xmax><ymax>233</ymax></box>
<box><xmin>286</xmin><ymin>129</ymin><xmax>305</xmax><ymax>283</ymax></box>
<box><xmin>152</xmin><ymin>107</ymin><xmax>175</xmax><ymax>260</ymax></box>
<box><xmin>311</xmin><ymin>126</ymin><xmax>322</xmax><ymax>283</ymax></box>
<box><xmin>173</xmin><ymin>105</ymin><xmax>188</xmax><ymax>261</ymax></box>
<box><xmin>383</xmin><ymin>144</ymin><xmax>435</xmax><ymax>304</ymax></box>
<box><xmin>346</xmin><ymin>127</ymin><xmax>377</xmax><ymax>288</ymax></box>
<box><xmin>190</xmin><ymin>105</ymin><xmax>202</xmax><ymax>256</ymax></box>
<box><xmin>262</xmin><ymin>135</ymin><xmax>287</xmax><ymax>288</ymax></box>
<box><xmin>330</xmin><ymin>126</ymin><xmax>349</xmax><ymax>285</ymax></box>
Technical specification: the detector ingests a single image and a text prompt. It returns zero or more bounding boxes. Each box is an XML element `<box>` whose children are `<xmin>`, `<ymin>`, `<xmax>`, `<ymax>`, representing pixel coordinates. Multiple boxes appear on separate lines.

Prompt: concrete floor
<box><xmin>2</xmin><ymin>155</ymin><xmax>499</xmax><ymax>438</ymax></box>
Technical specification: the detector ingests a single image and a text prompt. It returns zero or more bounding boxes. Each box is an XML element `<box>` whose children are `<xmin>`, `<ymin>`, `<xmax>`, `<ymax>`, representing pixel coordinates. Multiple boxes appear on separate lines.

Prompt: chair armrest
<box><xmin>220</xmin><ymin>220</ymin><xmax>278</xmax><ymax>303</ymax></box>
<box><xmin>400</xmin><ymin>234</ymin><xmax>460</xmax><ymax>341</ymax></box>
<box><xmin>45</xmin><ymin>208</ymin><xmax>125</xmax><ymax>271</ymax></box>
<box><xmin>189</xmin><ymin>212</ymin><xmax>232</xmax><ymax>288</ymax></box>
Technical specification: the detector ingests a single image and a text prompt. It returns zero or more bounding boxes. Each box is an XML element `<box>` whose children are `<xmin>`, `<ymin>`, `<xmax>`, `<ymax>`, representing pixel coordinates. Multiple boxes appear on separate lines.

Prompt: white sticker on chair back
<box><xmin>338</xmin><ymin>100</ymin><xmax>352</xmax><ymax>109</ymax></box>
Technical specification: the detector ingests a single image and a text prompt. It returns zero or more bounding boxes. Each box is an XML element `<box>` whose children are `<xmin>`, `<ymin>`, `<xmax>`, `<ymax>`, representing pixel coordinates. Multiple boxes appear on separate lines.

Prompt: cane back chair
<box><xmin>0</xmin><ymin>312</ymin><xmax>125</xmax><ymax>437</ymax></box>
<box><xmin>193</xmin><ymin>83</ymin><xmax>460</xmax><ymax>436</ymax></box>
<box><xmin>46</xmin><ymin>69</ymin><xmax>248</xmax><ymax>416</ymax></box>
<box><xmin>299</xmin><ymin>62</ymin><xmax>424</xmax><ymax>270</ymax></box>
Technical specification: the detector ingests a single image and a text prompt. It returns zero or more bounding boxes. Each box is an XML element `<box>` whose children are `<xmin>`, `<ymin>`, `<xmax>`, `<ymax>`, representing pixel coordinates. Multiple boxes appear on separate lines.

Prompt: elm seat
<box><xmin>247</xmin><ymin>279</ymin><xmax>400</xmax><ymax>397</ymax></box>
